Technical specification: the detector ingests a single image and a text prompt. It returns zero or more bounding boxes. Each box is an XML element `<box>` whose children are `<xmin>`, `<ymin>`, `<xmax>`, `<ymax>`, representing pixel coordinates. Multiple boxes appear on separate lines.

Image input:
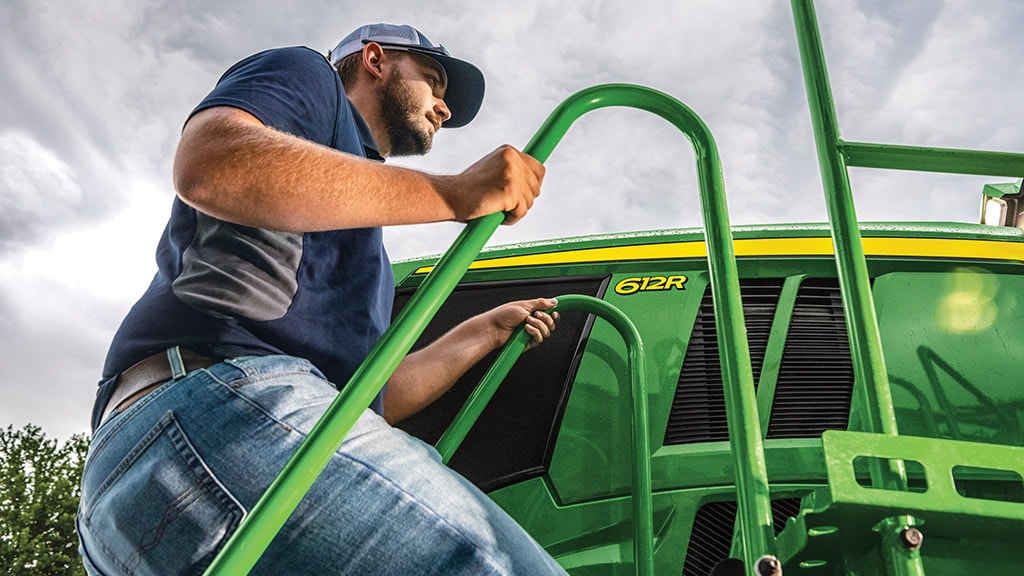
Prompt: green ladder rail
<box><xmin>790</xmin><ymin>1</ymin><xmax>1024</xmax><ymax>574</ymax></box>
<box><xmin>434</xmin><ymin>294</ymin><xmax>654</xmax><ymax>576</ymax></box>
<box><xmin>203</xmin><ymin>83</ymin><xmax>773</xmax><ymax>575</ymax></box>
<box><xmin>793</xmin><ymin>0</ymin><xmax>1024</xmax><ymax>450</ymax></box>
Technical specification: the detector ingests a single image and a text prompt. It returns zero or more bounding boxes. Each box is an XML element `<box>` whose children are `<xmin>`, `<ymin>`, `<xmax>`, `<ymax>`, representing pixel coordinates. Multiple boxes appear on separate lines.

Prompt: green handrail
<box><xmin>790</xmin><ymin>7</ymin><xmax>922</xmax><ymax>572</ymax></box>
<box><xmin>522</xmin><ymin>83</ymin><xmax>775</xmax><ymax>569</ymax></box>
<box><xmin>434</xmin><ymin>294</ymin><xmax>654</xmax><ymax>576</ymax></box>
<box><xmin>203</xmin><ymin>83</ymin><xmax>773</xmax><ymax>575</ymax></box>
<box><xmin>838</xmin><ymin>141</ymin><xmax>1024</xmax><ymax>177</ymax></box>
<box><xmin>792</xmin><ymin>0</ymin><xmax>1024</xmax><ymax>453</ymax></box>
<box><xmin>791</xmin><ymin>0</ymin><xmax>902</xmax><ymax>449</ymax></box>
<box><xmin>790</xmin><ymin>1</ymin><xmax>1023</xmax><ymax>573</ymax></box>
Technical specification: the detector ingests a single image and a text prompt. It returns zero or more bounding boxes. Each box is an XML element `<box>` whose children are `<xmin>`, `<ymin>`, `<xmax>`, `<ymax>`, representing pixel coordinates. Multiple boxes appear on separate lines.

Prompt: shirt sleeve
<box><xmin>190</xmin><ymin>46</ymin><xmax>340</xmax><ymax>146</ymax></box>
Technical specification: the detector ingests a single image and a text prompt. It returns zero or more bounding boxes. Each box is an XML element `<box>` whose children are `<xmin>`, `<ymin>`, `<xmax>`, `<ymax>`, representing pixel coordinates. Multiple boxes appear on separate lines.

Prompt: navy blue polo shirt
<box><xmin>94</xmin><ymin>47</ymin><xmax>394</xmax><ymax>430</ymax></box>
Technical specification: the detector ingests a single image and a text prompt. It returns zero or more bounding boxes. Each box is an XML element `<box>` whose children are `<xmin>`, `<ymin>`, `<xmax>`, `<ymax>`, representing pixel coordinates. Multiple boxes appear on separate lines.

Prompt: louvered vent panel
<box><xmin>664</xmin><ymin>280</ymin><xmax>783</xmax><ymax>445</ymax></box>
<box><xmin>766</xmin><ymin>279</ymin><xmax>854</xmax><ymax>438</ymax></box>
<box><xmin>681</xmin><ymin>498</ymin><xmax>803</xmax><ymax>576</ymax></box>
<box><xmin>681</xmin><ymin>501</ymin><xmax>737</xmax><ymax>576</ymax></box>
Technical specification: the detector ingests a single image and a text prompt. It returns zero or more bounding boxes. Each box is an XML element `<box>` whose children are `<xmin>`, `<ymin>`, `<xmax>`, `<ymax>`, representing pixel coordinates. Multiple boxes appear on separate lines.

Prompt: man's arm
<box><xmin>383</xmin><ymin>298</ymin><xmax>559</xmax><ymax>424</ymax></box>
<box><xmin>172</xmin><ymin>106</ymin><xmax>545</xmax><ymax>232</ymax></box>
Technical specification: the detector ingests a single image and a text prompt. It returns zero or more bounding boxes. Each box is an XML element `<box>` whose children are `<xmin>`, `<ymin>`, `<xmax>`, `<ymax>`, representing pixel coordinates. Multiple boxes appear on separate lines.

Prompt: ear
<box><xmin>361</xmin><ymin>42</ymin><xmax>386</xmax><ymax>80</ymax></box>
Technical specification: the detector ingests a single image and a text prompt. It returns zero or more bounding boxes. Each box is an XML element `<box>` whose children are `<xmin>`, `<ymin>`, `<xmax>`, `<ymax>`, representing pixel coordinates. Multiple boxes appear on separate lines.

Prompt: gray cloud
<box><xmin>2</xmin><ymin>0</ymin><xmax>1023</xmax><ymax>439</ymax></box>
<box><xmin>0</xmin><ymin>132</ymin><xmax>85</xmax><ymax>252</ymax></box>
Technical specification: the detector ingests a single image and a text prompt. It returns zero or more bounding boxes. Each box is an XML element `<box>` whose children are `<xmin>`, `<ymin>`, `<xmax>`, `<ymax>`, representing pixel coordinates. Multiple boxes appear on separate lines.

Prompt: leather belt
<box><xmin>100</xmin><ymin>348</ymin><xmax>220</xmax><ymax>424</ymax></box>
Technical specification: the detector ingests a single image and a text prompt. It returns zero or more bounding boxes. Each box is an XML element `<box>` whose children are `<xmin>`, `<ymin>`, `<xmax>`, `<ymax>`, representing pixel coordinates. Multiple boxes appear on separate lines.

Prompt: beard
<box><xmin>379</xmin><ymin>68</ymin><xmax>435</xmax><ymax>157</ymax></box>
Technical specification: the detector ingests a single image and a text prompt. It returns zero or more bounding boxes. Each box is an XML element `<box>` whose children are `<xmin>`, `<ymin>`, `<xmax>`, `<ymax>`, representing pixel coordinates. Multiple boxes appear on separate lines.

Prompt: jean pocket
<box><xmin>81</xmin><ymin>411</ymin><xmax>245</xmax><ymax>576</ymax></box>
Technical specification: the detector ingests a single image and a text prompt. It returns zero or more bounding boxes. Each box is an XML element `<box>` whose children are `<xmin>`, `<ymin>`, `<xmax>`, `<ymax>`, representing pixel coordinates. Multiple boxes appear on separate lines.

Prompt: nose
<box><xmin>434</xmin><ymin>99</ymin><xmax>451</xmax><ymax>125</ymax></box>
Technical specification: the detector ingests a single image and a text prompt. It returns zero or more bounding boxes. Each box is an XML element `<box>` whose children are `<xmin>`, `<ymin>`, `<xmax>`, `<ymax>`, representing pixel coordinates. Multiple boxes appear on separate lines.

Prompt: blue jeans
<box><xmin>77</xmin><ymin>354</ymin><xmax>567</xmax><ymax>575</ymax></box>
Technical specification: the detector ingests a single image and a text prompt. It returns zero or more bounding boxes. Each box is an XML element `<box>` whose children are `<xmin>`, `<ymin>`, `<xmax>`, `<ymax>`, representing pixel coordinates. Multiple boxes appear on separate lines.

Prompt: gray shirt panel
<box><xmin>172</xmin><ymin>211</ymin><xmax>302</xmax><ymax>321</ymax></box>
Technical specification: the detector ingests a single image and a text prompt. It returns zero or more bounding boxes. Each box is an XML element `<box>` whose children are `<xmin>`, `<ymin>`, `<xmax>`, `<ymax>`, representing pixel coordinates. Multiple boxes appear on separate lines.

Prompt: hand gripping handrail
<box><xmin>434</xmin><ymin>294</ymin><xmax>654</xmax><ymax>576</ymax></box>
<box><xmin>203</xmin><ymin>84</ymin><xmax>773</xmax><ymax>575</ymax></box>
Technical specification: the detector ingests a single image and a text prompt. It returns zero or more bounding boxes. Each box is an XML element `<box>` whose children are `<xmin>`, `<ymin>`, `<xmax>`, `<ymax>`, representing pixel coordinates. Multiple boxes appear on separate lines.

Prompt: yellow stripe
<box><xmin>413</xmin><ymin>236</ymin><xmax>1024</xmax><ymax>275</ymax></box>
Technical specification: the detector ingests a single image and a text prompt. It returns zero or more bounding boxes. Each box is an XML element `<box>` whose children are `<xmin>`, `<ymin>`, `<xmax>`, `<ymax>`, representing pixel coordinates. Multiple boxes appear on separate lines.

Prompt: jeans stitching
<box><xmin>135</xmin><ymin>417</ymin><xmax>245</xmax><ymax>567</ymax></box>
<box><xmin>89</xmin><ymin>362</ymin><xmax>222</xmax><ymax>455</ymax></box>
<box><xmin>205</xmin><ymin>367</ymin><xmax>331</xmax><ymax>431</ymax></box>
<box><xmin>83</xmin><ymin>411</ymin><xmax>177</xmax><ymax>518</ymax></box>
<box><xmin>222</xmin><ymin>356</ymin><xmax>318</xmax><ymax>387</ymax></box>
<box><xmin>82</xmin><ymin>412</ymin><xmax>176</xmax><ymax>576</ymax></box>
<box><xmin>81</xmin><ymin>411</ymin><xmax>246</xmax><ymax>576</ymax></box>
<box><xmin>90</xmin><ymin>356</ymin><xmax>315</xmax><ymax>453</ymax></box>
<box><xmin>89</xmin><ymin>379</ymin><xmax>176</xmax><ymax>456</ymax></box>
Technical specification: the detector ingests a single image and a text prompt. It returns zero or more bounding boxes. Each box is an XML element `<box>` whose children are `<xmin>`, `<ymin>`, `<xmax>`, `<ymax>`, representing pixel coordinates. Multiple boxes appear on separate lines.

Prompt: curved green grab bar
<box><xmin>203</xmin><ymin>83</ymin><xmax>772</xmax><ymax>575</ymax></box>
<box><xmin>434</xmin><ymin>328</ymin><xmax>532</xmax><ymax>463</ymax></box>
<box><xmin>434</xmin><ymin>294</ymin><xmax>655</xmax><ymax>576</ymax></box>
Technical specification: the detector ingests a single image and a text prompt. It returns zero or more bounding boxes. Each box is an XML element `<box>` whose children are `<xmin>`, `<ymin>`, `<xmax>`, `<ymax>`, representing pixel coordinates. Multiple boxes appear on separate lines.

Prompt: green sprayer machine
<box><xmin>203</xmin><ymin>1</ymin><xmax>1024</xmax><ymax>574</ymax></box>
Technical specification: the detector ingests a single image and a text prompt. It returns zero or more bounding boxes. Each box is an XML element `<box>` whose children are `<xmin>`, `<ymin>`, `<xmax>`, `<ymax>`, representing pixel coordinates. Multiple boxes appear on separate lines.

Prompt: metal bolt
<box><xmin>899</xmin><ymin>527</ymin><xmax>924</xmax><ymax>551</ymax></box>
<box><xmin>755</xmin><ymin>555</ymin><xmax>782</xmax><ymax>576</ymax></box>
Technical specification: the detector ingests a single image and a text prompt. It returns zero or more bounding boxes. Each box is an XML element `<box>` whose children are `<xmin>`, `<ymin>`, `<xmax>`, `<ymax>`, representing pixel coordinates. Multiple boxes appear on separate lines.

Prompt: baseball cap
<box><xmin>329</xmin><ymin>24</ymin><xmax>484</xmax><ymax>128</ymax></box>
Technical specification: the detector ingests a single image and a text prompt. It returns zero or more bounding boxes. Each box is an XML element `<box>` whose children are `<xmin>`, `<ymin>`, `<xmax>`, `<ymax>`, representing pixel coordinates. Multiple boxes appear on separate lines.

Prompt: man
<box><xmin>77</xmin><ymin>24</ymin><xmax>568</xmax><ymax>575</ymax></box>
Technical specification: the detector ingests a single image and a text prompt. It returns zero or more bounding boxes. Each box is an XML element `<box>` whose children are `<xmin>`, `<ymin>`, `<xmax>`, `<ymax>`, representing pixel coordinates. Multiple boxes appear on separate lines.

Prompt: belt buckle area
<box><xmin>100</xmin><ymin>347</ymin><xmax>219</xmax><ymax>425</ymax></box>
<box><xmin>107</xmin><ymin>380</ymin><xmax>168</xmax><ymax>420</ymax></box>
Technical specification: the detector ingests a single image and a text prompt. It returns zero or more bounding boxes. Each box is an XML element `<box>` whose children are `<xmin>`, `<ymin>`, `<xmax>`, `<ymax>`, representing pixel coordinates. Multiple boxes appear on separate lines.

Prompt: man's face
<box><xmin>379</xmin><ymin>52</ymin><xmax>450</xmax><ymax>157</ymax></box>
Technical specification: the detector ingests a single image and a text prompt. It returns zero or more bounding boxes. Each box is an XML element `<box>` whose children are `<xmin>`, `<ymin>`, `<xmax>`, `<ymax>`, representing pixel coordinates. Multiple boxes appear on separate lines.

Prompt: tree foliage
<box><xmin>0</xmin><ymin>424</ymin><xmax>88</xmax><ymax>576</ymax></box>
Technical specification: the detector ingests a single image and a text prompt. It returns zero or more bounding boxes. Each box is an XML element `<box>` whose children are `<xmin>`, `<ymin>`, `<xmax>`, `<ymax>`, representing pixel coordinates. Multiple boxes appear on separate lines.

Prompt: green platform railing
<box><xmin>792</xmin><ymin>0</ymin><xmax>1024</xmax><ymax>451</ymax></box>
<box><xmin>787</xmin><ymin>1</ymin><xmax>1024</xmax><ymax>574</ymax></box>
<box><xmin>203</xmin><ymin>84</ymin><xmax>773</xmax><ymax>575</ymax></box>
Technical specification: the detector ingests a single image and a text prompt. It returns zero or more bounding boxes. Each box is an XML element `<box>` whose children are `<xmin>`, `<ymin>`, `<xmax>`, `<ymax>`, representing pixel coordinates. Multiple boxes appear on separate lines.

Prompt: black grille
<box><xmin>681</xmin><ymin>501</ymin><xmax>737</xmax><ymax>576</ymax></box>
<box><xmin>681</xmin><ymin>498</ymin><xmax>803</xmax><ymax>576</ymax></box>
<box><xmin>664</xmin><ymin>280</ymin><xmax>783</xmax><ymax>444</ymax></box>
<box><xmin>665</xmin><ymin>278</ymin><xmax>856</xmax><ymax>446</ymax></box>
<box><xmin>766</xmin><ymin>279</ymin><xmax>854</xmax><ymax>438</ymax></box>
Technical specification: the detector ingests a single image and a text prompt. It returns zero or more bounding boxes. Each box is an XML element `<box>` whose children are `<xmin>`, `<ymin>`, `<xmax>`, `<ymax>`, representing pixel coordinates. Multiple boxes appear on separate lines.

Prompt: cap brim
<box><xmin>407</xmin><ymin>48</ymin><xmax>484</xmax><ymax>129</ymax></box>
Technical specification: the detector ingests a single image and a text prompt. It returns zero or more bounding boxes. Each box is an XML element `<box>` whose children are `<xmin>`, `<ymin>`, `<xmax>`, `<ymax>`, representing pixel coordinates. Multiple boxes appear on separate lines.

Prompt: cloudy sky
<box><xmin>2</xmin><ymin>0</ymin><xmax>1022</xmax><ymax>440</ymax></box>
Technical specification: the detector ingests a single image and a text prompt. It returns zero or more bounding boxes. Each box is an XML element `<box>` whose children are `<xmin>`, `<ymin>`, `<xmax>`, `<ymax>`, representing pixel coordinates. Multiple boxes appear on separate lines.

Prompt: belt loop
<box><xmin>167</xmin><ymin>346</ymin><xmax>187</xmax><ymax>379</ymax></box>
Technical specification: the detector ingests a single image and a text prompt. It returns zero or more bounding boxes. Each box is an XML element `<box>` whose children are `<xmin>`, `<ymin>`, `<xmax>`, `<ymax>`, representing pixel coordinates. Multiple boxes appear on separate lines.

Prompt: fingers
<box><xmin>503</xmin><ymin>149</ymin><xmax>545</xmax><ymax>225</ymax></box>
<box><xmin>522</xmin><ymin>298</ymin><xmax>559</xmax><ymax>349</ymax></box>
<box><xmin>450</xmin><ymin>145</ymin><xmax>544</xmax><ymax>224</ymax></box>
<box><xmin>524</xmin><ymin>311</ymin><xmax>555</xmax><ymax>337</ymax></box>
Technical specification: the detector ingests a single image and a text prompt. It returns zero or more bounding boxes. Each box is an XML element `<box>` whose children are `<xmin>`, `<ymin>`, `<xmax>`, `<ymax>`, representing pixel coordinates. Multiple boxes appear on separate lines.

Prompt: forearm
<box><xmin>383</xmin><ymin>298</ymin><xmax>558</xmax><ymax>424</ymax></box>
<box><xmin>173</xmin><ymin>107</ymin><xmax>459</xmax><ymax>232</ymax></box>
<box><xmin>384</xmin><ymin>314</ymin><xmax>499</xmax><ymax>424</ymax></box>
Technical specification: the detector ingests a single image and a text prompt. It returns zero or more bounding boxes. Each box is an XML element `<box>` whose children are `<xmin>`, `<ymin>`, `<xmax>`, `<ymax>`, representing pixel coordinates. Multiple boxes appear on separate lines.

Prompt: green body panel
<box><xmin>874</xmin><ymin>273</ymin><xmax>1024</xmax><ymax>446</ymax></box>
<box><xmin>392</xmin><ymin>223</ymin><xmax>1024</xmax><ymax>574</ymax></box>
